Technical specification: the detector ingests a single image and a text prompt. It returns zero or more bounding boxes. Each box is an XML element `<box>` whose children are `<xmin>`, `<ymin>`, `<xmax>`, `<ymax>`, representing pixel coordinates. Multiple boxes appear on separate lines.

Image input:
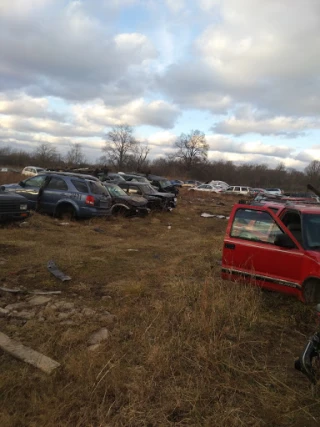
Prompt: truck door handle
<box><xmin>225</xmin><ymin>243</ymin><xmax>235</xmax><ymax>250</ymax></box>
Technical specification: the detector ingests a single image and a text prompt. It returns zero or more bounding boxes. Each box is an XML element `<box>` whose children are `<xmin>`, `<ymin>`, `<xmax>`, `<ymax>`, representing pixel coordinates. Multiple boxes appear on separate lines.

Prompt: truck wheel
<box><xmin>56</xmin><ymin>205</ymin><xmax>76</xmax><ymax>221</ymax></box>
<box><xmin>303</xmin><ymin>279</ymin><xmax>320</xmax><ymax>303</ymax></box>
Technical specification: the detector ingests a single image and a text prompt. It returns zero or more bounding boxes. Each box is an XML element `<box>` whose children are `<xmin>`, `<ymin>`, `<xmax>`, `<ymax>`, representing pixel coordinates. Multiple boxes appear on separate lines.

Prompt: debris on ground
<box><xmin>200</xmin><ymin>212</ymin><xmax>228</xmax><ymax>219</ymax></box>
<box><xmin>88</xmin><ymin>327</ymin><xmax>110</xmax><ymax>346</ymax></box>
<box><xmin>0</xmin><ymin>331</ymin><xmax>60</xmax><ymax>374</ymax></box>
<box><xmin>93</xmin><ymin>227</ymin><xmax>105</xmax><ymax>233</ymax></box>
<box><xmin>0</xmin><ymin>287</ymin><xmax>62</xmax><ymax>295</ymax></box>
<box><xmin>47</xmin><ymin>260</ymin><xmax>71</xmax><ymax>282</ymax></box>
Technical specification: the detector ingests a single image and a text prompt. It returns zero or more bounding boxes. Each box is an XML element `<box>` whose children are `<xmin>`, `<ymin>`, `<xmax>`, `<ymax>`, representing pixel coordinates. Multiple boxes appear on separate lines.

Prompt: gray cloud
<box><xmin>0</xmin><ymin>2</ymin><xmax>157</xmax><ymax>102</ymax></box>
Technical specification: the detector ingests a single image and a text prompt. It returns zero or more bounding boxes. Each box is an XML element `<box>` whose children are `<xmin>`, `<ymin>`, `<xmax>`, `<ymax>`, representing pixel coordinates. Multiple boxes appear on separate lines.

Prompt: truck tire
<box><xmin>303</xmin><ymin>279</ymin><xmax>320</xmax><ymax>303</ymax></box>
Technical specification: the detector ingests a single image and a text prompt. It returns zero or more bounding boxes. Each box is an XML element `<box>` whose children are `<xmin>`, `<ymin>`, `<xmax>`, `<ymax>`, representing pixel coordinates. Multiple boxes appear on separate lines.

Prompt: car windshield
<box><xmin>303</xmin><ymin>214</ymin><xmax>320</xmax><ymax>249</ymax></box>
<box><xmin>106</xmin><ymin>185</ymin><xmax>127</xmax><ymax>197</ymax></box>
<box><xmin>159</xmin><ymin>179</ymin><xmax>171</xmax><ymax>187</ymax></box>
<box><xmin>142</xmin><ymin>184</ymin><xmax>157</xmax><ymax>195</ymax></box>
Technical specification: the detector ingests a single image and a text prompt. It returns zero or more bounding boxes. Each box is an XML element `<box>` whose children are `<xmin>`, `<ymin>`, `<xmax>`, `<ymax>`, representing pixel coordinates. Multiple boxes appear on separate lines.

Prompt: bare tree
<box><xmin>33</xmin><ymin>143</ymin><xmax>59</xmax><ymax>167</ymax></box>
<box><xmin>305</xmin><ymin>160</ymin><xmax>320</xmax><ymax>184</ymax></box>
<box><xmin>102</xmin><ymin>124</ymin><xmax>138</xmax><ymax>169</ymax></box>
<box><xmin>173</xmin><ymin>130</ymin><xmax>209</xmax><ymax>169</ymax></box>
<box><xmin>127</xmin><ymin>143</ymin><xmax>150</xmax><ymax>172</ymax></box>
<box><xmin>65</xmin><ymin>143</ymin><xmax>86</xmax><ymax>166</ymax></box>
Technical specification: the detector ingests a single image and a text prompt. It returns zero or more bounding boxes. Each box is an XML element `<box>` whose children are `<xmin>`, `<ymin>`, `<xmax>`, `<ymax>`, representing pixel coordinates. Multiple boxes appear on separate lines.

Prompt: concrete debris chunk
<box><xmin>0</xmin><ymin>308</ymin><xmax>9</xmax><ymax>317</ymax></box>
<box><xmin>88</xmin><ymin>328</ymin><xmax>109</xmax><ymax>345</ymax></box>
<box><xmin>27</xmin><ymin>296</ymin><xmax>52</xmax><ymax>306</ymax></box>
<box><xmin>88</xmin><ymin>344</ymin><xmax>101</xmax><ymax>352</ymax></box>
<box><xmin>10</xmin><ymin>310</ymin><xmax>36</xmax><ymax>320</ymax></box>
<box><xmin>0</xmin><ymin>331</ymin><xmax>60</xmax><ymax>374</ymax></box>
<box><xmin>5</xmin><ymin>302</ymin><xmax>27</xmax><ymax>312</ymax></box>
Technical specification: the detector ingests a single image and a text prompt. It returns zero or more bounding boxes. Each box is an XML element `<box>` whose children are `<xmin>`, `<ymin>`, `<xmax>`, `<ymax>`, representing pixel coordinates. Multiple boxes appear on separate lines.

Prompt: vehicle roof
<box><xmin>39</xmin><ymin>171</ymin><xmax>100</xmax><ymax>181</ymax></box>
<box><xmin>251</xmin><ymin>200</ymin><xmax>320</xmax><ymax>214</ymax></box>
<box><xmin>119</xmin><ymin>181</ymin><xmax>150</xmax><ymax>186</ymax></box>
<box><xmin>104</xmin><ymin>182</ymin><xmax>121</xmax><ymax>187</ymax></box>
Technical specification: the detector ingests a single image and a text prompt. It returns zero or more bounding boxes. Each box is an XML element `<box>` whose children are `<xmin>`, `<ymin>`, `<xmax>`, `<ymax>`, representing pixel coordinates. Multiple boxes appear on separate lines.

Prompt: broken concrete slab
<box><xmin>88</xmin><ymin>328</ymin><xmax>109</xmax><ymax>345</ymax></box>
<box><xmin>4</xmin><ymin>302</ymin><xmax>28</xmax><ymax>312</ymax></box>
<box><xmin>27</xmin><ymin>296</ymin><xmax>52</xmax><ymax>307</ymax></box>
<box><xmin>0</xmin><ymin>331</ymin><xmax>60</xmax><ymax>374</ymax></box>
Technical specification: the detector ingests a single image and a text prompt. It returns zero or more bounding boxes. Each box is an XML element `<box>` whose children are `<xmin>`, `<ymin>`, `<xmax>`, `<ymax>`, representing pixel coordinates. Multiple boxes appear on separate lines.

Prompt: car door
<box><xmin>222</xmin><ymin>205</ymin><xmax>304</xmax><ymax>296</ymax></box>
<box><xmin>39</xmin><ymin>176</ymin><xmax>69</xmax><ymax>213</ymax></box>
<box><xmin>15</xmin><ymin>175</ymin><xmax>47</xmax><ymax>209</ymax></box>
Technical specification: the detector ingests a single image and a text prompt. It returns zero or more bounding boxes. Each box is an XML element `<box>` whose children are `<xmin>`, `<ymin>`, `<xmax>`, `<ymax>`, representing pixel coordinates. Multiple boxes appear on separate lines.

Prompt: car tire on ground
<box><xmin>55</xmin><ymin>204</ymin><xmax>76</xmax><ymax>221</ymax></box>
<box><xmin>112</xmin><ymin>206</ymin><xmax>129</xmax><ymax>217</ymax></box>
<box><xmin>303</xmin><ymin>279</ymin><xmax>320</xmax><ymax>303</ymax></box>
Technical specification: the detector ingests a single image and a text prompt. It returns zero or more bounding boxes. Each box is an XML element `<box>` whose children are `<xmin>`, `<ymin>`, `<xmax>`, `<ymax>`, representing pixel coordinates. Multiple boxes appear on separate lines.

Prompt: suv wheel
<box><xmin>56</xmin><ymin>204</ymin><xmax>76</xmax><ymax>221</ymax></box>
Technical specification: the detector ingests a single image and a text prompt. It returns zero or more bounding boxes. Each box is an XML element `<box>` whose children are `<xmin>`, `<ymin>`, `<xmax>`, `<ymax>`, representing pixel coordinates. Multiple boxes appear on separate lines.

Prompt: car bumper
<box><xmin>0</xmin><ymin>211</ymin><xmax>30</xmax><ymax>222</ymax></box>
<box><xmin>77</xmin><ymin>207</ymin><xmax>112</xmax><ymax>218</ymax></box>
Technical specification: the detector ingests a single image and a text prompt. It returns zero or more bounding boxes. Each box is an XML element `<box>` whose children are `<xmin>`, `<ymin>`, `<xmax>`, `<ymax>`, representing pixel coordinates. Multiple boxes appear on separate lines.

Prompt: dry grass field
<box><xmin>0</xmin><ymin>173</ymin><xmax>320</xmax><ymax>426</ymax></box>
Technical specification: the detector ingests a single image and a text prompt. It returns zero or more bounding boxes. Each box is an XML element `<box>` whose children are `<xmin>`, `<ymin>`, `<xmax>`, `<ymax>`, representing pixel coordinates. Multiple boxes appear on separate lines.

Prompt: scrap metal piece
<box><xmin>47</xmin><ymin>260</ymin><xmax>71</xmax><ymax>282</ymax></box>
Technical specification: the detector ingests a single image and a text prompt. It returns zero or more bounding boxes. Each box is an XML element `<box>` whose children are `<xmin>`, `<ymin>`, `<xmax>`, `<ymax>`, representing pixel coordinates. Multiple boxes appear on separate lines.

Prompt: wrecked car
<box><xmin>222</xmin><ymin>201</ymin><xmax>320</xmax><ymax>303</ymax></box>
<box><xmin>103</xmin><ymin>182</ymin><xmax>150</xmax><ymax>217</ymax></box>
<box><xmin>146</xmin><ymin>174</ymin><xmax>179</xmax><ymax>195</ymax></box>
<box><xmin>1</xmin><ymin>172</ymin><xmax>112</xmax><ymax>219</ymax></box>
<box><xmin>0</xmin><ymin>191</ymin><xmax>30</xmax><ymax>222</ymax></box>
<box><xmin>118</xmin><ymin>182</ymin><xmax>177</xmax><ymax>211</ymax></box>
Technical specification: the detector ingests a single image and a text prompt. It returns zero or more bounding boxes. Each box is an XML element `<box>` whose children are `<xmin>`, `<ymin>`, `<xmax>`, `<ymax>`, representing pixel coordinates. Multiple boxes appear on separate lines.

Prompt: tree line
<box><xmin>1</xmin><ymin>124</ymin><xmax>320</xmax><ymax>192</ymax></box>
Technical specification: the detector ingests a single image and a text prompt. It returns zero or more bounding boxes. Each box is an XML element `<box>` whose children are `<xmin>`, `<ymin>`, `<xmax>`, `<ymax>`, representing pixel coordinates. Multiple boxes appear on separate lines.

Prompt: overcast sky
<box><xmin>1</xmin><ymin>0</ymin><xmax>320</xmax><ymax>170</ymax></box>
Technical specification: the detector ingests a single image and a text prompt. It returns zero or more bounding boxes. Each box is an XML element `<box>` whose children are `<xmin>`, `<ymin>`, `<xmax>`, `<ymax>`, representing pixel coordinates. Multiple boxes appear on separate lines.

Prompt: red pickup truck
<box><xmin>222</xmin><ymin>201</ymin><xmax>320</xmax><ymax>303</ymax></box>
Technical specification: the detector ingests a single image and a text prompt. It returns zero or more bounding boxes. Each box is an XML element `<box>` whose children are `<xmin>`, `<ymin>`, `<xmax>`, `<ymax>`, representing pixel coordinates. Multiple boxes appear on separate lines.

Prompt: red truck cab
<box><xmin>222</xmin><ymin>202</ymin><xmax>320</xmax><ymax>303</ymax></box>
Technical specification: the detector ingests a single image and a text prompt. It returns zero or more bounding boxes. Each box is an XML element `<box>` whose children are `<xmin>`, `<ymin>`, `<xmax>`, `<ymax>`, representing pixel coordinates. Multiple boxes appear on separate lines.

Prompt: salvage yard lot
<box><xmin>1</xmin><ymin>185</ymin><xmax>320</xmax><ymax>426</ymax></box>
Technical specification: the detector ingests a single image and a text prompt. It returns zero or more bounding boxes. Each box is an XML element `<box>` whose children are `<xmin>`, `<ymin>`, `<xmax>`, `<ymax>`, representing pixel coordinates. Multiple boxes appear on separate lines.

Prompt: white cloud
<box><xmin>207</xmin><ymin>135</ymin><xmax>293</xmax><ymax>158</ymax></box>
<box><xmin>213</xmin><ymin>113</ymin><xmax>320</xmax><ymax>136</ymax></box>
<box><xmin>73</xmin><ymin>98</ymin><xmax>180</xmax><ymax>129</ymax></box>
<box><xmin>0</xmin><ymin>93</ymin><xmax>49</xmax><ymax>117</ymax></box>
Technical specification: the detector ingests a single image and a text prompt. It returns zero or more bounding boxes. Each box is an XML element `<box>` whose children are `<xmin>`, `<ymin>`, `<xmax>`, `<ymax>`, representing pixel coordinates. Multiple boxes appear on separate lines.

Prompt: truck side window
<box><xmin>231</xmin><ymin>208</ymin><xmax>283</xmax><ymax>243</ymax></box>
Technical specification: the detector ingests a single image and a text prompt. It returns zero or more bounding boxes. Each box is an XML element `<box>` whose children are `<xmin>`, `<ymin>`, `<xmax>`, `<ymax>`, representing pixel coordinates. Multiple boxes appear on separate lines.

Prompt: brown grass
<box><xmin>0</xmin><ymin>182</ymin><xmax>319</xmax><ymax>426</ymax></box>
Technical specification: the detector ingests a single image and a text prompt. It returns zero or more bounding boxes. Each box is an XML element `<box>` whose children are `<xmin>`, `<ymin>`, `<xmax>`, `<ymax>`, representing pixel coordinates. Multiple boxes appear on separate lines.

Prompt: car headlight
<box><xmin>20</xmin><ymin>204</ymin><xmax>28</xmax><ymax>210</ymax></box>
<box><xmin>174</xmin><ymin>197</ymin><xmax>177</xmax><ymax>202</ymax></box>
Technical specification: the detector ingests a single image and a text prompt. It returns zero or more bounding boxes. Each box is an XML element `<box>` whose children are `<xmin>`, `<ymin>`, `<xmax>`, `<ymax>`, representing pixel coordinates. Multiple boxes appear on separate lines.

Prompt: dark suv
<box><xmin>0</xmin><ymin>191</ymin><xmax>30</xmax><ymax>222</ymax></box>
<box><xmin>118</xmin><ymin>182</ymin><xmax>177</xmax><ymax>211</ymax></box>
<box><xmin>1</xmin><ymin>172</ymin><xmax>112</xmax><ymax>219</ymax></box>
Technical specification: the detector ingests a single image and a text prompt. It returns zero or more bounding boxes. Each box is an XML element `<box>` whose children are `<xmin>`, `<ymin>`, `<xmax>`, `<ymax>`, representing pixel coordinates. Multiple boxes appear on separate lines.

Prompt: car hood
<box><xmin>151</xmin><ymin>191</ymin><xmax>175</xmax><ymax>198</ymax></box>
<box><xmin>113</xmin><ymin>195</ymin><xmax>148</xmax><ymax>206</ymax></box>
<box><xmin>0</xmin><ymin>191</ymin><xmax>28</xmax><ymax>201</ymax></box>
<box><xmin>1</xmin><ymin>183</ymin><xmax>22</xmax><ymax>191</ymax></box>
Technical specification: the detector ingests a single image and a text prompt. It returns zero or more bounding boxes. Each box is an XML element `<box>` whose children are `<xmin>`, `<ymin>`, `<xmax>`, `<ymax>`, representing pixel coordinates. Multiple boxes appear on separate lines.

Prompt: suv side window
<box><xmin>46</xmin><ymin>177</ymin><xmax>68</xmax><ymax>191</ymax></box>
<box><xmin>231</xmin><ymin>208</ymin><xmax>283</xmax><ymax>243</ymax></box>
<box><xmin>24</xmin><ymin>175</ymin><xmax>46</xmax><ymax>188</ymax></box>
<box><xmin>71</xmin><ymin>179</ymin><xmax>88</xmax><ymax>193</ymax></box>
